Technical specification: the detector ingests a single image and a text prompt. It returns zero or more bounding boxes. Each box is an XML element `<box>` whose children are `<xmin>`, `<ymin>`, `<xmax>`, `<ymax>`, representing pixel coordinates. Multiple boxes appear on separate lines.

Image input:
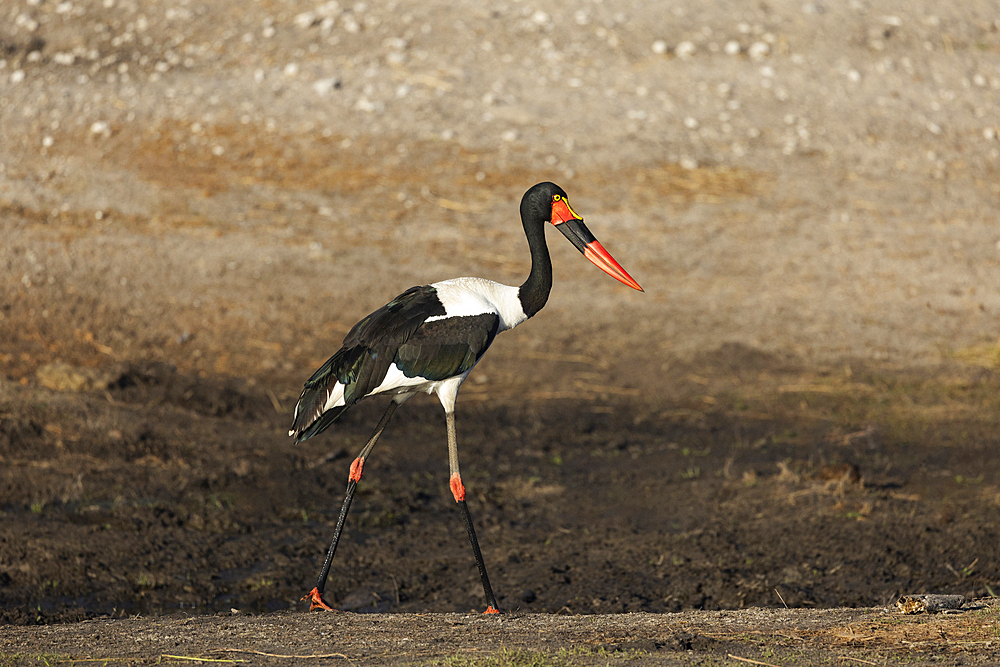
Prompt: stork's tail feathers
<box><xmin>288</xmin><ymin>377</ymin><xmax>347</xmax><ymax>443</ymax></box>
<box><xmin>288</xmin><ymin>350</ymin><xmax>350</xmax><ymax>443</ymax></box>
<box><xmin>290</xmin><ymin>403</ymin><xmax>349</xmax><ymax>443</ymax></box>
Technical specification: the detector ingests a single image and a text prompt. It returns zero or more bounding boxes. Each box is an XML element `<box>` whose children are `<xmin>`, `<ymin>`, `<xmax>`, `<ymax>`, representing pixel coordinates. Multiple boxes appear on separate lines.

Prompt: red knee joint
<box><xmin>449</xmin><ymin>473</ymin><xmax>466</xmax><ymax>502</ymax></box>
<box><xmin>349</xmin><ymin>457</ymin><xmax>364</xmax><ymax>483</ymax></box>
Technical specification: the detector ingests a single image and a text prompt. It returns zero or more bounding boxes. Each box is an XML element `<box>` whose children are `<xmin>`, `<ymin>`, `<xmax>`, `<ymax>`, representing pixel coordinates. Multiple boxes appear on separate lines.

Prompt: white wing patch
<box><xmin>311</xmin><ymin>364</ymin><xmax>474</xmax><ymax>414</ymax></box>
<box><xmin>321</xmin><ymin>381</ymin><xmax>348</xmax><ymax>411</ymax></box>
<box><xmin>367</xmin><ymin>364</ymin><xmax>428</xmax><ymax>396</ymax></box>
<box><xmin>287</xmin><ymin>382</ymin><xmax>347</xmax><ymax>436</ymax></box>
<box><xmin>312</xmin><ymin>366</ymin><xmax>425</xmax><ymax>414</ymax></box>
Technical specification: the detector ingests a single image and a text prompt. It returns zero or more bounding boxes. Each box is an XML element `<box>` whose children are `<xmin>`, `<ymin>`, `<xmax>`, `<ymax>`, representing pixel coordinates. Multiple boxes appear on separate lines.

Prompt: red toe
<box><xmin>302</xmin><ymin>587</ymin><xmax>337</xmax><ymax>611</ymax></box>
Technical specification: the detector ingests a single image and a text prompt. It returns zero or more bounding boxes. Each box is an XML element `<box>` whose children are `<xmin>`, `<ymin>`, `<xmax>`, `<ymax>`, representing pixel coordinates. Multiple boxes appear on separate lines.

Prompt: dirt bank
<box><xmin>3</xmin><ymin>602</ymin><xmax>1000</xmax><ymax>666</ymax></box>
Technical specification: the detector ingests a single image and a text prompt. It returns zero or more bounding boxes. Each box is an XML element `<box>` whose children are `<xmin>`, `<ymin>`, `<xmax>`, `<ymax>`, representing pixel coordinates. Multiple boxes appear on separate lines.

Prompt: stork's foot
<box><xmin>483</xmin><ymin>606</ymin><xmax>500</xmax><ymax>615</ymax></box>
<box><xmin>302</xmin><ymin>587</ymin><xmax>337</xmax><ymax>611</ymax></box>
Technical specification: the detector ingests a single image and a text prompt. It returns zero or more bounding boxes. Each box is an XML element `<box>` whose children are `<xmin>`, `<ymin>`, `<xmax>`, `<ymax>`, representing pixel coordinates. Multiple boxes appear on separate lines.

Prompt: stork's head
<box><xmin>521</xmin><ymin>182</ymin><xmax>643</xmax><ymax>292</ymax></box>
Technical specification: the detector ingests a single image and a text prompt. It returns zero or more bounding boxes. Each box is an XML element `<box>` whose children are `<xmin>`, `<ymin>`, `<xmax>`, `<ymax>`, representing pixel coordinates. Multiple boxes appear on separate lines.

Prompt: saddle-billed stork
<box><xmin>290</xmin><ymin>181</ymin><xmax>642</xmax><ymax>613</ymax></box>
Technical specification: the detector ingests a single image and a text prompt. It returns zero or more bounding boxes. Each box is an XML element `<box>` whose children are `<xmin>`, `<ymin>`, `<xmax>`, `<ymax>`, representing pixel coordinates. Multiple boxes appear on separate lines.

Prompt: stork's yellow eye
<box><xmin>553</xmin><ymin>195</ymin><xmax>562</xmax><ymax>202</ymax></box>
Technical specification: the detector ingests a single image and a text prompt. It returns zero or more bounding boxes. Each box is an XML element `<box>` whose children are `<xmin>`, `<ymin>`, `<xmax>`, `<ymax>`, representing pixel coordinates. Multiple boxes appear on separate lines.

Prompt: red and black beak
<box><xmin>551</xmin><ymin>198</ymin><xmax>643</xmax><ymax>292</ymax></box>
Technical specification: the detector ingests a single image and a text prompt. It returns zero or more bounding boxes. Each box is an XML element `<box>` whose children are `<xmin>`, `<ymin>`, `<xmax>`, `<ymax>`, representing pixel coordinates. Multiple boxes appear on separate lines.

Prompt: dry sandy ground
<box><xmin>3</xmin><ymin>0</ymin><xmax>1000</xmax><ymax>664</ymax></box>
<box><xmin>2</xmin><ymin>601</ymin><xmax>1000</xmax><ymax>665</ymax></box>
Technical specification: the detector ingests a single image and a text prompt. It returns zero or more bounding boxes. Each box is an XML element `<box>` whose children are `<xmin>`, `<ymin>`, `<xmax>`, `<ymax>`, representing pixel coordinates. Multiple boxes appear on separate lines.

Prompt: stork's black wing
<box><xmin>290</xmin><ymin>285</ymin><xmax>444</xmax><ymax>442</ymax></box>
<box><xmin>395</xmin><ymin>313</ymin><xmax>500</xmax><ymax>381</ymax></box>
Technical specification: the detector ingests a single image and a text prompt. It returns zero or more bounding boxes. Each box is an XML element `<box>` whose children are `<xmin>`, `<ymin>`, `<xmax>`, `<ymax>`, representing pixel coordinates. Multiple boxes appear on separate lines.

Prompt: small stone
<box><xmin>748</xmin><ymin>41</ymin><xmax>770</xmax><ymax>60</ymax></box>
<box><xmin>90</xmin><ymin>121</ymin><xmax>111</xmax><ymax>137</ymax></box>
<box><xmin>675</xmin><ymin>41</ymin><xmax>696</xmax><ymax>59</ymax></box>
<box><xmin>724</xmin><ymin>40</ymin><xmax>741</xmax><ymax>56</ymax></box>
<box><xmin>651</xmin><ymin>40</ymin><xmax>667</xmax><ymax>55</ymax></box>
<box><xmin>294</xmin><ymin>11</ymin><xmax>317</xmax><ymax>29</ymax></box>
<box><xmin>313</xmin><ymin>77</ymin><xmax>340</xmax><ymax>95</ymax></box>
<box><xmin>317</xmin><ymin>0</ymin><xmax>341</xmax><ymax>16</ymax></box>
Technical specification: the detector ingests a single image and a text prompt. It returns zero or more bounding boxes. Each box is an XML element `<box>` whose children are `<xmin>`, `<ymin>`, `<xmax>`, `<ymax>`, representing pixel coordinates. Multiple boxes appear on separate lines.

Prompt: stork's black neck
<box><xmin>517</xmin><ymin>195</ymin><xmax>553</xmax><ymax>319</ymax></box>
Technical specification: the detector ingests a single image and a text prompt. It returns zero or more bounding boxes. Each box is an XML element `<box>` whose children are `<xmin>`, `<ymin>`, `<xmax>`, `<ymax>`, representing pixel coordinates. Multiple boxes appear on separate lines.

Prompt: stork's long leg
<box><xmin>303</xmin><ymin>399</ymin><xmax>400</xmax><ymax>611</ymax></box>
<box><xmin>446</xmin><ymin>410</ymin><xmax>500</xmax><ymax>614</ymax></box>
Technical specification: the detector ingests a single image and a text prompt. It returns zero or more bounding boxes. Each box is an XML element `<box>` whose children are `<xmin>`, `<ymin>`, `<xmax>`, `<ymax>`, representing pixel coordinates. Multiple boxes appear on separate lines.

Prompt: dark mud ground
<box><xmin>2</xmin><ymin>352</ymin><xmax>1000</xmax><ymax>665</ymax></box>
<box><xmin>3</xmin><ymin>346</ymin><xmax>1000</xmax><ymax>622</ymax></box>
<box><xmin>4</xmin><ymin>0</ymin><xmax>1000</xmax><ymax>663</ymax></box>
